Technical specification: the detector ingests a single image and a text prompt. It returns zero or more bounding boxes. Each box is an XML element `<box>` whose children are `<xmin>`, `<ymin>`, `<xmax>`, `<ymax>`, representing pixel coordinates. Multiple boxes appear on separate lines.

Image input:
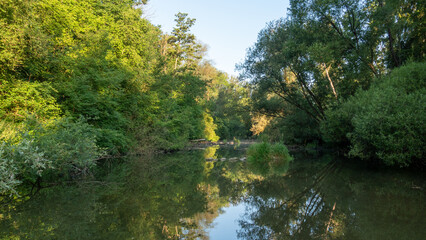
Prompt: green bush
<box><xmin>321</xmin><ymin>62</ymin><xmax>426</xmax><ymax>167</ymax></box>
<box><xmin>34</xmin><ymin>118</ymin><xmax>104</xmax><ymax>177</ymax></box>
<box><xmin>0</xmin><ymin>139</ymin><xmax>50</xmax><ymax>194</ymax></box>
<box><xmin>320</xmin><ymin>99</ymin><xmax>361</xmax><ymax>147</ymax></box>
<box><xmin>0</xmin><ymin>117</ymin><xmax>103</xmax><ymax>195</ymax></box>
<box><xmin>247</xmin><ymin>142</ymin><xmax>293</xmax><ymax>175</ymax></box>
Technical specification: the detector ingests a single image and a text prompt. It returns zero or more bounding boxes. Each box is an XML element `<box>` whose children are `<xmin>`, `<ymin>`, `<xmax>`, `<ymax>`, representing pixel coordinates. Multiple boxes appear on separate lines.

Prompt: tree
<box><xmin>239</xmin><ymin>0</ymin><xmax>425</xmax><ymax>146</ymax></box>
<box><xmin>238</xmin><ymin>20</ymin><xmax>330</xmax><ymax>124</ymax></box>
<box><xmin>166</xmin><ymin>12</ymin><xmax>203</xmax><ymax>71</ymax></box>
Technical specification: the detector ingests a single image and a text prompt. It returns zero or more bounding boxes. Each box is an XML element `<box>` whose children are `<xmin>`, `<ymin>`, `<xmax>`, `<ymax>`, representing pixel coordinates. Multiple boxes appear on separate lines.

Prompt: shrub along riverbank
<box><xmin>322</xmin><ymin>62</ymin><xmax>425</xmax><ymax>168</ymax></box>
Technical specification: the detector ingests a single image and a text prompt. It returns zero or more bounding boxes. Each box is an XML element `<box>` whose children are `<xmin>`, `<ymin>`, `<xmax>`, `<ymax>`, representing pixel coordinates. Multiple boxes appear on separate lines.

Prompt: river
<box><xmin>1</xmin><ymin>144</ymin><xmax>425</xmax><ymax>239</ymax></box>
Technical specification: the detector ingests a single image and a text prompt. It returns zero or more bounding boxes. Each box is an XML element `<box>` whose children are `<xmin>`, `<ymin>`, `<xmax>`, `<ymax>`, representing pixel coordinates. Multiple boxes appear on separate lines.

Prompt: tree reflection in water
<box><xmin>237</xmin><ymin>160</ymin><xmax>343</xmax><ymax>239</ymax></box>
<box><xmin>0</xmin><ymin>146</ymin><xmax>425</xmax><ymax>240</ymax></box>
<box><xmin>237</xmin><ymin>154</ymin><xmax>426</xmax><ymax>240</ymax></box>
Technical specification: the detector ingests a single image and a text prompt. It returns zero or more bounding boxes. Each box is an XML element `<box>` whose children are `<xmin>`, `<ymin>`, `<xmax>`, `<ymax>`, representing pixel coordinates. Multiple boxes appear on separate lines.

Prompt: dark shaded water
<box><xmin>1</xmin><ymin>144</ymin><xmax>425</xmax><ymax>239</ymax></box>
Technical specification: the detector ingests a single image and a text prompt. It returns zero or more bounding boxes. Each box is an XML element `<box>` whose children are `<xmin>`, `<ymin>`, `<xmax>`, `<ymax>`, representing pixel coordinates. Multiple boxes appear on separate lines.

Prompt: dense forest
<box><xmin>0</xmin><ymin>0</ymin><xmax>425</xmax><ymax>198</ymax></box>
<box><xmin>0</xmin><ymin>0</ymin><xmax>251</xmax><ymax>195</ymax></box>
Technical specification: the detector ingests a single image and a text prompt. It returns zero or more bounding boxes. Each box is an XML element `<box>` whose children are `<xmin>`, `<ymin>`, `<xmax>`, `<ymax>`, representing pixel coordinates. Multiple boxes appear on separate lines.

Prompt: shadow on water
<box><xmin>0</xmin><ymin>145</ymin><xmax>425</xmax><ymax>240</ymax></box>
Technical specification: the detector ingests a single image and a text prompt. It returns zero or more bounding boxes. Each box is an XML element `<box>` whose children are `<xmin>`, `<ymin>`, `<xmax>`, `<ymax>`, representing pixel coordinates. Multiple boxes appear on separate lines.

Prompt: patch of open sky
<box><xmin>144</xmin><ymin>0</ymin><xmax>290</xmax><ymax>77</ymax></box>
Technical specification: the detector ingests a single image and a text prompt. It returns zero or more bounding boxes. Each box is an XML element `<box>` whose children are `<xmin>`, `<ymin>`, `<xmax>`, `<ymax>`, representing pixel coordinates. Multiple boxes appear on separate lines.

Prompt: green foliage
<box><xmin>0</xmin><ymin>80</ymin><xmax>61</xmax><ymax>122</ymax></box>
<box><xmin>235</xmin><ymin>0</ymin><xmax>426</xmax><ymax>167</ymax></box>
<box><xmin>0</xmin><ymin>117</ymin><xmax>103</xmax><ymax>195</ymax></box>
<box><xmin>322</xmin><ymin>62</ymin><xmax>426</xmax><ymax>167</ymax></box>
<box><xmin>0</xmin><ymin>0</ymin><xmax>227</xmax><ymax>155</ymax></box>
<box><xmin>0</xmin><ymin>0</ymin><xmax>31</xmax><ymax>79</ymax></box>
<box><xmin>167</xmin><ymin>12</ymin><xmax>203</xmax><ymax>71</ymax></box>
<box><xmin>207</xmin><ymin>77</ymin><xmax>252</xmax><ymax>140</ymax></box>
<box><xmin>203</xmin><ymin>112</ymin><xmax>219</xmax><ymax>142</ymax></box>
<box><xmin>261</xmin><ymin>105</ymin><xmax>320</xmax><ymax>145</ymax></box>
<box><xmin>54</xmin><ymin>50</ymin><xmax>131</xmax><ymax>153</ymax></box>
<box><xmin>320</xmin><ymin>99</ymin><xmax>359</xmax><ymax>147</ymax></box>
<box><xmin>0</xmin><ymin>0</ymin><xmax>160</xmax><ymax>151</ymax></box>
<box><xmin>247</xmin><ymin>142</ymin><xmax>293</xmax><ymax>175</ymax></box>
<box><xmin>149</xmin><ymin>105</ymin><xmax>204</xmax><ymax>150</ymax></box>
<box><xmin>33</xmin><ymin>118</ymin><xmax>103</xmax><ymax>176</ymax></box>
<box><xmin>0</xmin><ymin>139</ymin><xmax>49</xmax><ymax>194</ymax></box>
<box><xmin>135</xmin><ymin>72</ymin><xmax>207</xmax><ymax>150</ymax></box>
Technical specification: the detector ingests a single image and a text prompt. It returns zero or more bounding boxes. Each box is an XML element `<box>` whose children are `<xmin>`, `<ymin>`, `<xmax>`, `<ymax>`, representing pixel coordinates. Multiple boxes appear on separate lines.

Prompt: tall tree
<box><xmin>166</xmin><ymin>12</ymin><xmax>203</xmax><ymax>72</ymax></box>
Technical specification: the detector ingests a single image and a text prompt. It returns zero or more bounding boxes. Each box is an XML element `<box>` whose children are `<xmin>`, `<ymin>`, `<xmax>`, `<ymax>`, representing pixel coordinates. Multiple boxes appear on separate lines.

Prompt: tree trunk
<box><xmin>325</xmin><ymin>202</ymin><xmax>337</xmax><ymax>237</ymax></box>
<box><xmin>323</xmin><ymin>63</ymin><xmax>338</xmax><ymax>99</ymax></box>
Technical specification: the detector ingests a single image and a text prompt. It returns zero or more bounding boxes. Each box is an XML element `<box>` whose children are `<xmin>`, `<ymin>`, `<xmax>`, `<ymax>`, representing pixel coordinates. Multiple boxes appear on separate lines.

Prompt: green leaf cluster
<box><xmin>0</xmin><ymin>117</ymin><xmax>102</xmax><ymax>194</ymax></box>
<box><xmin>0</xmin><ymin>80</ymin><xmax>61</xmax><ymax>122</ymax></box>
<box><xmin>247</xmin><ymin>142</ymin><xmax>293</xmax><ymax>175</ymax></box>
<box><xmin>322</xmin><ymin>62</ymin><xmax>426</xmax><ymax>166</ymax></box>
<box><xmin>203</xmin><ymin>73</ymin><xmax>252</xmax><ymax>140</ymax></box>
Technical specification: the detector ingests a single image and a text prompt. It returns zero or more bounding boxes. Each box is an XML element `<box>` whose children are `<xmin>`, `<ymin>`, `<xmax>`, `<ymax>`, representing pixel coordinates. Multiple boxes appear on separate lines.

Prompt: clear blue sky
<box><xmin>144</xmin><ymin>0</ymin><xmax>290</xmax><ymax>77</ymax></box>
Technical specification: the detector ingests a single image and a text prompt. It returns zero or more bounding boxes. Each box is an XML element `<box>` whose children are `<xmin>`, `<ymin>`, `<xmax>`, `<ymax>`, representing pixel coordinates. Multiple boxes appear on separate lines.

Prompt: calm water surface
<box><xmin>1</xmin><ymin>144</ymin><xmax>425</xmax><ymax>239</ymax></box>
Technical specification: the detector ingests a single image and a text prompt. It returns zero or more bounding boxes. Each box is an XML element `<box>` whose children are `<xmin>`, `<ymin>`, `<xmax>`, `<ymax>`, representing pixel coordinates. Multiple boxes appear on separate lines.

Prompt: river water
<box><xmin>1</xmin><ymin>144</ymin><xmax>425</xmax><ymax>239</ymax></box>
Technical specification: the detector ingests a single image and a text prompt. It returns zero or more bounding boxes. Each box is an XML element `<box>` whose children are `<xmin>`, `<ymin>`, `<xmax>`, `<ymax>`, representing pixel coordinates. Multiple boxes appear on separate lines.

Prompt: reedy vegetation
<box><xmin>247</xmin><ymin>142</ymin><xmax>293</xmax><ymax>176</ymax></box>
